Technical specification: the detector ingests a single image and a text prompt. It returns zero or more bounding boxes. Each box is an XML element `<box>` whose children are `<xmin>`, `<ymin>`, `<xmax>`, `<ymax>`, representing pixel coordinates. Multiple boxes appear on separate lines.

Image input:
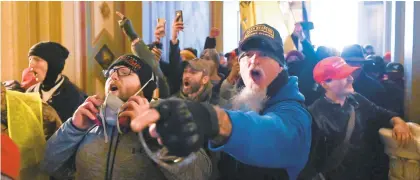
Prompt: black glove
<box><xmin>118</xmin><ymin>17</ymin><xmax>139</xmax><ymax>42</ymax></box>
<box><xmin>3</xmin><ymin>80</ymin><xmax>24</xmax><ymax>92</ymax></box>
<box><xmin>152</xmin><ymin>98</ymin><xmax>219</xmax><ymax>157</ymax></box>
<box><xmin>147</xmin><ymin>42</ymin><xmax>163</xmax><ymax>51</ymax></box>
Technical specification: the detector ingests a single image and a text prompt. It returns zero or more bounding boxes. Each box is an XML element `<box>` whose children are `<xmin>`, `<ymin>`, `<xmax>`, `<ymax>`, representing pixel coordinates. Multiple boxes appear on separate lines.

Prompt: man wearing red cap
<box><xmin>383</xmin><ymin>52</ymin><xmax>392</xmax><ymax>63</ymax></box>
<box><xmin>299</xmin><ymin>56</ymin><xmax>412</xmax><ymax>180</ymax></box>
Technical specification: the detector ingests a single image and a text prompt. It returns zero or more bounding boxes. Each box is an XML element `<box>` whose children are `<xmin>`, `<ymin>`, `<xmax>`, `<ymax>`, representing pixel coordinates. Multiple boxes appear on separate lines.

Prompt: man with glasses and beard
<box><xmin>128</xmin><ymin>24</ymin><xmax>312</xmax><ymax>180</ymax></box>
<box><xmin>41</xmin><ymin>54</ymin><xmax>211</xmax><ymax>180</ymax></box>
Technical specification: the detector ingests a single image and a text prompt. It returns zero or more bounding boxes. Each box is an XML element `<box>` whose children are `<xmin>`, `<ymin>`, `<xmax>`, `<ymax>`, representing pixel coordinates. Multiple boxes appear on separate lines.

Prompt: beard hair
<box><xmin>186</xmin><ymin>82</ymin><xmax>204</xmax><ymax>100</ymax></box>
<box><xmin>231</xmin><ymin>86</ymin><xmax>267</xmax><ymax>112</ymax></box>
<box><xmin>183</xmin><ymin>79</ymin><xmax>202</xmax><ymax>94</ymax></box>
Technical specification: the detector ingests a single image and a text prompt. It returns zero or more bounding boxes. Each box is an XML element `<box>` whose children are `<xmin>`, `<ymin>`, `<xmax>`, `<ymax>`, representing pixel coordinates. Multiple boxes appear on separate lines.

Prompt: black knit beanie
<box><xmin>107</xmin><ymin>54</ymin><xmax>156</xmax><ymax>101</ymax></box>
<box><xmin>28</xmin><ymin>41</ymin><xmax>69</xmax><ymax>91</ymax></box>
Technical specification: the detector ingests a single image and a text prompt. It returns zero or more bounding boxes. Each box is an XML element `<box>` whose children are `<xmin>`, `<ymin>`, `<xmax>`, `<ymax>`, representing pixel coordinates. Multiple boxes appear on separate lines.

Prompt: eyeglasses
<box><xmin>103</xmin><ymin>67</ymin><xmax>133</xmax><ymax>78</ymax></box>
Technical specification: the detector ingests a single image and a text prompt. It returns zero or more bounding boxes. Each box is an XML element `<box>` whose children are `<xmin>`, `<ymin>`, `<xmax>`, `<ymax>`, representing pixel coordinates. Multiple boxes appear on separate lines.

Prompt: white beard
<box><xmin>231</xmin><ymin>86</ymin><xmax>267</xmax><ymax>112</ymax></box>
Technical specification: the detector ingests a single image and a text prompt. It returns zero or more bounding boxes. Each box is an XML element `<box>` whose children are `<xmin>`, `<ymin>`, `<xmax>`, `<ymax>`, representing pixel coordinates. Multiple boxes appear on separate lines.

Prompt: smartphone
<box><xmin>175</xmin><ymin>10</ymin><xmax>183</xmax><ymax>23</ymax></box>
<box><xmin>157</xmin><ymin>18</ymin><xmax>166</xmax><ymax>38</ymax></box>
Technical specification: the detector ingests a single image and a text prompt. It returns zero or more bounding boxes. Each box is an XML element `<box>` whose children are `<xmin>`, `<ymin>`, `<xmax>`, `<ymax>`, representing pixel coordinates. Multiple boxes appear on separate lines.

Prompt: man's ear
<box><xmin>201</xmin><ymin>75</ymin><xmax>210</xmax><ymax>85</ymax></box>
<box><xmin>278</xmin><ymin>65</ymin><xmax>284</xmax><ymax>72</ymax></box>
<box><xmin>320</xmin><ymin>81</ymin><xmax>329</xmax><ymax>90</ymax></box>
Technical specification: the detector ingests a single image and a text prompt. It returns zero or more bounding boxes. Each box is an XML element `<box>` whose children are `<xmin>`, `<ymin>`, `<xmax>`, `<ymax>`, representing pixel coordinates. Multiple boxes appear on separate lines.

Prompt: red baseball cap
<box><xmin>313</xmin><ymin>56</ymin><xmax>360</xmax><ymax>83</ymax></box>
<box><xmin>383</xmin><ymin>52</ymin><xmax>391</xmax><ymax>62</ymax></box>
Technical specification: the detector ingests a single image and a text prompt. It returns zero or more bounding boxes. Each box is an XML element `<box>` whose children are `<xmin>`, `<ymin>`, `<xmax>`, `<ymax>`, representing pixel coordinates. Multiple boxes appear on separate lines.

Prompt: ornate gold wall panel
<box><xmin>1</xmin><ymin>1</ymin><xmax>62</xmax><ymax>82</ymax></box>
<box><xmin>1</xmin><ymin>1</ymin><xmax>143</xmax><ymax>96</ymax></box>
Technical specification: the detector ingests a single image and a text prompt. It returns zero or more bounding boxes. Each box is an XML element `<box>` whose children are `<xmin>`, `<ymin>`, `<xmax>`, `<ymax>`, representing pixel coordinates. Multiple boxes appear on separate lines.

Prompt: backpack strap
<box><xmin>320</xmin><ymin>104</ymin><xmax>356</xmax><ymax>173</ymax></box>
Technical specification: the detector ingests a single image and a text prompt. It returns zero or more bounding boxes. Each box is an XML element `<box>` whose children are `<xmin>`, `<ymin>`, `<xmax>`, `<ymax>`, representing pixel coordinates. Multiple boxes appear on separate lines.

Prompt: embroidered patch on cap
<box><xmin>243</xmin><ymin>24</ymin><xmax>275</xmax><ymax>40</ymax></box>
<box><xmin>117</xmin><ymin>55</ymin><xmax>142</xmax><ymax>70</ymax></box>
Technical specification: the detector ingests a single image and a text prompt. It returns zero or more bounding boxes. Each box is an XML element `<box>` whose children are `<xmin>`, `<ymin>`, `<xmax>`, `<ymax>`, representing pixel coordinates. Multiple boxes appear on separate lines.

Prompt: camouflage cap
<box><xmin>182</xmin><ymin>58</ymin><xmax>213</xmax><ymax>76</ymax></box>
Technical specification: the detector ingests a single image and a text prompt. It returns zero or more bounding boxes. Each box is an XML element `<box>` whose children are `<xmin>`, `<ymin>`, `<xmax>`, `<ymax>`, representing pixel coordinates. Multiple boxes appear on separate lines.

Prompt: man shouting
<box><xmin>41</xmin><ymin>55</ymin><xmax>211</xmax><ymax>180</ymax></box>
<box><xmin>130</xmin><ymin>24</ymin><xmax>312</xmax><ymax>180</ymax></box>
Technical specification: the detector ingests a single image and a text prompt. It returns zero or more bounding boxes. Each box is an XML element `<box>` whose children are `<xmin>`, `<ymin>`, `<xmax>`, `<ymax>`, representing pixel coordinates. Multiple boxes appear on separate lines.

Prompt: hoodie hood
<box><xmin>265</xmin><ymin>76</ymin><xmax>305</xmax><ymax>108</ymax></box>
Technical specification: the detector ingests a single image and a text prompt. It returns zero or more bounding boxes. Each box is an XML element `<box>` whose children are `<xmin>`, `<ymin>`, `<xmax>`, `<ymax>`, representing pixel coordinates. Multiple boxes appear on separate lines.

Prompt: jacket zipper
<box><xmin>107</xmin><ymin>131</ymin><xmax>121</xmax><ymax>180</ymax></box>
<box><xmin>105</xmin><ymin>127</ymin><xmax>115</xmax><ymax>180</ymax></box>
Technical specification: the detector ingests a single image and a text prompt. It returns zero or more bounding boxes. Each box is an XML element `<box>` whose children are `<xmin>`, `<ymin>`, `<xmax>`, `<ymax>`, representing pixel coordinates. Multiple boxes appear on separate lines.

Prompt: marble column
<box><xmin>211</xmin><ymin>1</ymin><xmax>223</xmax><ymax>53</ymax></box>
<box><xmin>391</xmin><ymin>1</ymin><xmax>405</xmax><ymax>63</ymax></box>
<box><xmin>403</xmin><ymin>1</ymin><xmax>420</xmax><ymax>123</ymax></box>
<box><xmin>383</xmin><ymin>1</ymin><xmax>392</xmax><ymax>54</ymax></box>
<box><xmin>1</xmin><ymin>2</ymin><xmax>62</xmax><ymax>82</ymax></box>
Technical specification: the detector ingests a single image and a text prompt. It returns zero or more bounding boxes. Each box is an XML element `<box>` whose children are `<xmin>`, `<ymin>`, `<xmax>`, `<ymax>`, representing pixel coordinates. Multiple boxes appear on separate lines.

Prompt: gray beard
<box><xmin>231</xmin><ymin>86</ymin><xmax>267</xmax><ymax>112</ymax></box>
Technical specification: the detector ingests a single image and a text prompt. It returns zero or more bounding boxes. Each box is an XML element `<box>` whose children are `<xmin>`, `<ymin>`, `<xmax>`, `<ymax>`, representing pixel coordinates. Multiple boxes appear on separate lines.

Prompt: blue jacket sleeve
<box><xmin>209</xmin><ymin>101</ymin><xmax>312</xmax><ymax>169</ymax></box>
<box><xmin>41</xmin><ymin>119</ymin><xmax>89</xmax><ymax>178</ymax></box>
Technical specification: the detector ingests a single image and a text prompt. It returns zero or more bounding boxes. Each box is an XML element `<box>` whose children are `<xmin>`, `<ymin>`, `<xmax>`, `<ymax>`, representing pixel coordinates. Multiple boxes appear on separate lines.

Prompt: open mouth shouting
<box><xmin>182</xmin><ymin>79</ymin><xmax>191</xmax><ymax>92</ymax></box>
<box><xmin>250</xmin><ymin>68</ymin><xmax>264</xmax><ymax>84</ymax></box>
<box><xmin>108</xmin><ymin>82</ymin><xmax>120</xmax><ymax>94</ymax></box>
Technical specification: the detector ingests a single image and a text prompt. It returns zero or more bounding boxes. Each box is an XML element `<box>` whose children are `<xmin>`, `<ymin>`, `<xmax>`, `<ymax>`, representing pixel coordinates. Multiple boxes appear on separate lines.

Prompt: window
<box><xmin>223</xmin><ymin>1</ymin><xmax>240</xmax><ymax>53</ymax></box>
<box><xmin>311</xmin><ymin>1</ymin><xmax>360</xmax><ymax>51</ymax></box>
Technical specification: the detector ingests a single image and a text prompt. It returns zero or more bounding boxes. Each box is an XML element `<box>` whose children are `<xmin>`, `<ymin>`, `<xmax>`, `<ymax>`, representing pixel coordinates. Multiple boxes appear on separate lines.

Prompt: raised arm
<box><xmin>116</xmin><ymin>11</ymin><xmax>170</xmax><ymax>98</ymax></box>
<box><xmin>167</xmin><ymin>16</ymin><xmax>184</xmax><ymax>94</ymax></box>
<box><xmin>203</xmin><ymin>27</ymin><xmax>219</xmax><ymax>49</ymax></box>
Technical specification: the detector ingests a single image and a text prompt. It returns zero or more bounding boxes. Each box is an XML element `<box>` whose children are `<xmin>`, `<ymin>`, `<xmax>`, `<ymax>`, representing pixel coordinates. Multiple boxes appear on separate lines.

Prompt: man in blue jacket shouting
<box><xmin>130</xmin><ymin>24</ymin><xmax>312</xmax><ymax>180</ymax></box>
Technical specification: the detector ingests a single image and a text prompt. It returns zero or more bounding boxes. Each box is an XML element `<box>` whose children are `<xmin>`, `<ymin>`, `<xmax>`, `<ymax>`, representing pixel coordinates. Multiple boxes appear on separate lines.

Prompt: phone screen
<box><xmin>175</xmin><ymin>10</ymin><xmax>183</xmax><ymax>22</ymax></box>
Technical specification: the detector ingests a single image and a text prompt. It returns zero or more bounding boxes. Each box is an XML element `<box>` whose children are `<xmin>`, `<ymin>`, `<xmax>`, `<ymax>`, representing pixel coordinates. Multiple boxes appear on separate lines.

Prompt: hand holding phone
<box><xmin>156</xmin><ymin>18</ymin><xmax>166</xmax><ymax>39</ymax></box>
<box><xmin>171</xmin><ymin>11</ymin><xmax>184</xmax><ymax>43</ymax></box>
<box><xmin>175</xmin><ymin>10</ymin><xmax>183</xmax><ymax>23</ymax></box>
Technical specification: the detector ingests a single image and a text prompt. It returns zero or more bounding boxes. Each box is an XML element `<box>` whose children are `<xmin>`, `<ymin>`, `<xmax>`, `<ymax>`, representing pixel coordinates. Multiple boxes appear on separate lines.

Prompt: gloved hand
<box><xmin>152</xmin><ymin>98</ymin><xmax>219</xmax><ymax>157</ymax></box>
<box><xmin>116</xmin><ymin>12</ymin><xmax>139</xmax><ymax>42</ymax></box>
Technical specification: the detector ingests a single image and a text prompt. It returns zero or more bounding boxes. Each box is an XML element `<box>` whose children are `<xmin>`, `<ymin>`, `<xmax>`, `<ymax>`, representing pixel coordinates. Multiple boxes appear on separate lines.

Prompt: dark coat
<box><xmin>27</xmin><ymin>75</ymin><xmax>87</xmax><ymax>122</ymax></box>
<box><xmin>299</xmin><ymin>93</ymin><xmax>397</xmax><ymax>180</ymax></box>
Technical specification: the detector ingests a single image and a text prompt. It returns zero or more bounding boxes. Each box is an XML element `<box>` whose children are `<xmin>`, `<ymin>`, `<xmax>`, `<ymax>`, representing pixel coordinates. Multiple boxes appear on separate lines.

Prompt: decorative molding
<box><xmin>80</xmin><ymin>1</ymin><xmax>87</xmax><ymax>91</ymax></box>
<box><xmin>94</xmin><ymin>44</ymin><xmax>114</xmax><ymax>70</ymax></box>
<box><xmin>100</xmin><ymin>2</ymin><xmax>111</xmax><ymax>19</ymax></box>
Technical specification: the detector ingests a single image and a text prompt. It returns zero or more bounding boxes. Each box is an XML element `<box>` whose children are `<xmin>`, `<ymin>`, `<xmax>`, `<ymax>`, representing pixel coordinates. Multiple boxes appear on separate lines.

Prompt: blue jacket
<box><xmin>209</xmin><ymin>76</ymin><xmax>312</xmax><ymax>180</ymax></box>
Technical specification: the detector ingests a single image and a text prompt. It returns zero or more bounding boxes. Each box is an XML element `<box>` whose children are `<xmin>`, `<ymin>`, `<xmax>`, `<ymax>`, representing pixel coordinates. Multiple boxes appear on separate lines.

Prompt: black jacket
<box><xmin>217</xmin><ymin>153</ymin><xmax>289</xmax><ymax>180</ymax></box>
<box><xmin>291</xmin><ymin>39</ymin><xmax>322</xmax><ymax>106</ymax></box>
<box><xmin>27</xmin><ymin>75</ymin><xmax>87</xmax><ymax>122</ymax></box>
<box><xmin>204</xmin><ymin>37</ymin><xmax>216</xmax><ymax>50</ymax></box>
<box><xmin>299</xmin><ymin>93</ymin><xmax>397</xmax><ymax>180</ymax></box>
<box><xmin>353</xmin><ymin>71</ymin><xmax>388</xmax><ymax>108</ymax></box>
<box><xmin>381</xmin><ymin>79</ymin><xmax>405</xmax><ymax>118</ymax></box>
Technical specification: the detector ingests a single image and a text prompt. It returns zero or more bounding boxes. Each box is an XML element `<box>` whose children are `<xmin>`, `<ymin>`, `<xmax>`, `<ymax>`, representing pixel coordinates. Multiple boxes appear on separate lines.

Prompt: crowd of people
<box><xmin>1</xmin><ymin>11</ymin><xmax>416</xmax><ymax>180</ymax></box>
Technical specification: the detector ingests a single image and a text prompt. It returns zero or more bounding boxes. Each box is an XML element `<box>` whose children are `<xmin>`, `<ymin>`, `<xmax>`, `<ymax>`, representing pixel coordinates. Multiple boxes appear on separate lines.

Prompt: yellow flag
<box><xmin>240</xmin><ymin>2</ymin><xmax>257</xmax><ymax>31</ymax></box>
<box><xmin>6</xmin><ymin>90</ymin><xmax>49</xmax><ymax>180</ymax></box>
